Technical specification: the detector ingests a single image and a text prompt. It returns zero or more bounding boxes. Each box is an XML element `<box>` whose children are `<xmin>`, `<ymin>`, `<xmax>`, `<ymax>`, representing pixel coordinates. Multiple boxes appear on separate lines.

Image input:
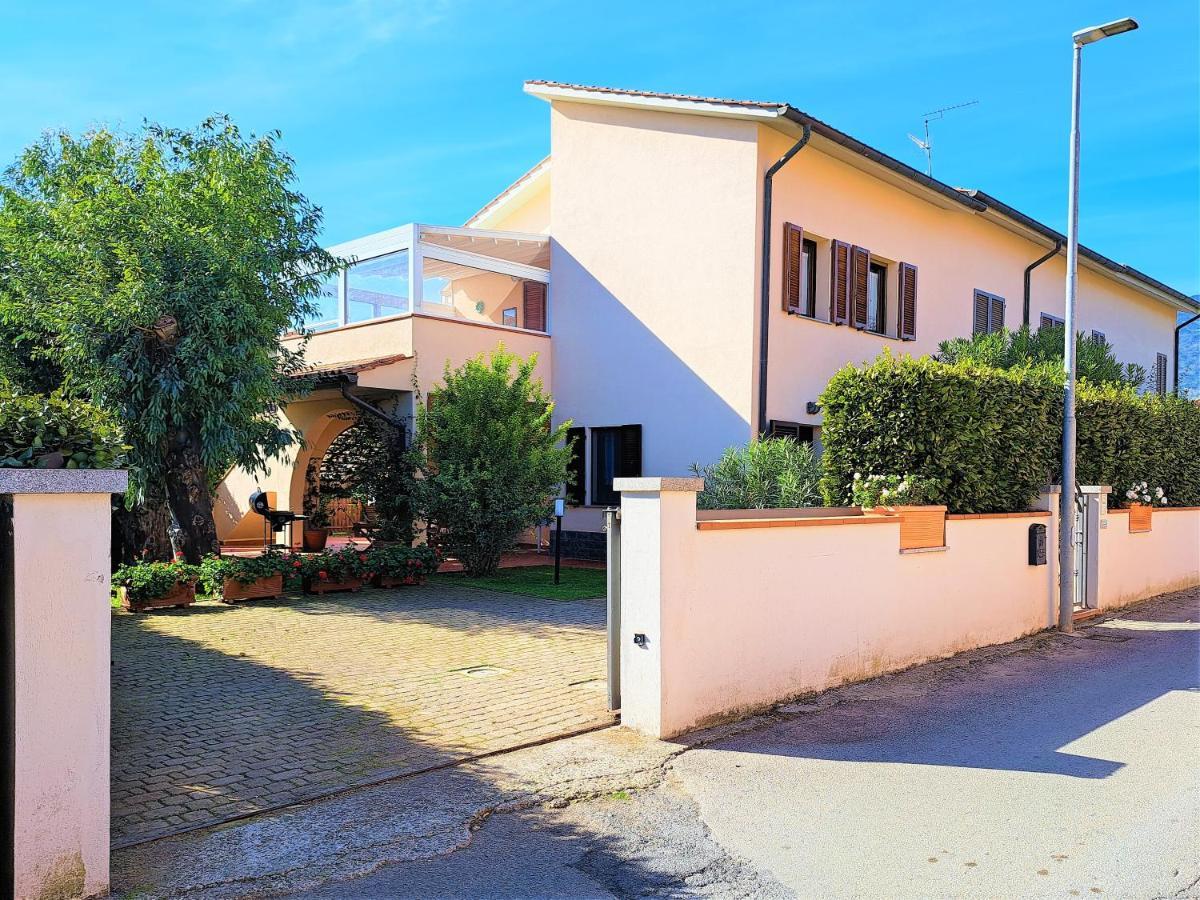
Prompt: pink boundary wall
<box><xmin>614</xmin><ymin>478</ymin><xmax>1200</xmax><ymax>740</ymax></box>
<box><xmin>4</xmin><ymin>470</ymin><xmax>124</xmax><ymax>900</ymax></box>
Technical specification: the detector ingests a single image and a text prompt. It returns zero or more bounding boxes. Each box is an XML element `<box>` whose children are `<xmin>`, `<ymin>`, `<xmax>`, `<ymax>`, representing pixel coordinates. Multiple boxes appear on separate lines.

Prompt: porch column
<box><xmin>3</xmin><ymin>469</ymin><xmax>127</xmax><ymax>900</ymax></box>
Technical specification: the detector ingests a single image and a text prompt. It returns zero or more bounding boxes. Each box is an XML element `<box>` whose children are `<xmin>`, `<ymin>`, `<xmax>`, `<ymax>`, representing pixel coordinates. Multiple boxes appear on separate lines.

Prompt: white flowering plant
<box><xmin>1121</xmin><ymin>481</ymin><xmax>1167</xmax><ymax>507</ymax></box>
<box><xmin>851</xmin><ymin>473</ymin><xmax>940</xmax><ymax>510</ymax></box>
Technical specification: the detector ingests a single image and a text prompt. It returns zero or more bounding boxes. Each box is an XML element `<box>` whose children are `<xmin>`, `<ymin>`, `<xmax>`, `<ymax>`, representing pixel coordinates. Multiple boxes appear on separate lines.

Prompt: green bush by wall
<box><xmin>819</xmin><ymin>353</ymin><xmax>1200</xmax><ymax>513</ymax></box>
<box><xmin>0</xmin><ymin>388</ymin><xmax>127</xmax><ymax>470</ymax></box>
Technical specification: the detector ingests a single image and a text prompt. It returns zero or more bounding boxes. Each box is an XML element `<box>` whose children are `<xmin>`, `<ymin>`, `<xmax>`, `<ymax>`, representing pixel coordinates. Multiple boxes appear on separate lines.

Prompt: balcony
<box><xmin>301</xmin><ymin>223</ymin><xmax>550</xmax><ymax>334</ymax></box>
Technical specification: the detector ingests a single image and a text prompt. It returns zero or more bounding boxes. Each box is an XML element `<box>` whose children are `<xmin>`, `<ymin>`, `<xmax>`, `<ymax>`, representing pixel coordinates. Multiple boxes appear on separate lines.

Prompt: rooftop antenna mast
<box><xmin>908</xmin><ymin>100</ymin><xmax>978</xmax><ymax>178</ymax></box>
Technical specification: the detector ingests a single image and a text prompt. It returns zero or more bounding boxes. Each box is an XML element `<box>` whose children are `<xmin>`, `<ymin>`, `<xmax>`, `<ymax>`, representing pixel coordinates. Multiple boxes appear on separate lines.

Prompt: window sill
<box><xmin>785</xmin><ymin>312</ymin><xmax>911</xmax><ymax>343</ymax></box>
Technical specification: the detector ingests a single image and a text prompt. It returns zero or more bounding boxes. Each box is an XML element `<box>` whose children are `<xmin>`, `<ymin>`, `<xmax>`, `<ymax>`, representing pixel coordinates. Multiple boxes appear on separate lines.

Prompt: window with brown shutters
<box><xmin>1155</xmin><ymin>353</ymin><xmax>1168</xmax><ymax>395</ymax></box>
<box><xmin>1090</xmin><ymin>330</ymin><xmax>1106</xmax><ymax>345</ymax></box>
<box><xmin>850</xmin><ymin>245</ymin><xmax>870</xmax><ymax>329</ymax></box>
<box><xmin>522</xmin><ymin>281</ymin><xmax>547</xmax><ymax>332</ymax></box>
<box><xmin>767</xmin><ymin>420</ymin><xmax>815</xmax><ymax>443</ymax></box>
<box><xmin>898</xmin><ymin>263</ymin><xmax>917</xmax><ymax>340</ymax></box>
<box><xmin>1040</xmin><ymin>313</ymin><xmax>1064</xmax><ymax>331</ymax></box>
<box><xmin>829</xmin><ymin>240</ymin><xmax>851</xmax><ymax>325</ymax></box>
<box><xmin>566</xmin><ymin>426</ymin><xmax>586</xmax><ymax>506</ymax></box>
<box><xmin>782</xmin><ymin>223</ymin><xmax>804</xmax><ymax>314</ymax></box>
<box><xmin>973</xmin><ymin>290</ymin><xmax>1006</xmax><ymax>335</ymax></box>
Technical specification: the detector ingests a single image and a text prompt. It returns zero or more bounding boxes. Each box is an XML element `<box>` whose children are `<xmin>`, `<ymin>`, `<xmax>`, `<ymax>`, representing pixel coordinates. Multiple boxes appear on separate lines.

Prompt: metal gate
<box><xmin>604</xmin><ymin>506</ymin><xmax>621</xmax><ymax>712</ymax></box>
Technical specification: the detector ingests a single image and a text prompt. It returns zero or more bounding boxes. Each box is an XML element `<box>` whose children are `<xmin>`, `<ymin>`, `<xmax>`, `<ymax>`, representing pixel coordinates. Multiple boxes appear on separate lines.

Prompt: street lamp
<box><xmin>1058</xmin><ymin>16</ymin><xmax>1138</xmax><ymax>633</ymax></box>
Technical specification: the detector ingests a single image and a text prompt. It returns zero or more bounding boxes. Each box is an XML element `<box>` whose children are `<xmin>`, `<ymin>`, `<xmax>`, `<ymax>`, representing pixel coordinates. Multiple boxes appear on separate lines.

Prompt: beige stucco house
<box><xmin>216</xmin><ymin>81</ymin><xmax>1198</xmax><ymax>557</ymax></box>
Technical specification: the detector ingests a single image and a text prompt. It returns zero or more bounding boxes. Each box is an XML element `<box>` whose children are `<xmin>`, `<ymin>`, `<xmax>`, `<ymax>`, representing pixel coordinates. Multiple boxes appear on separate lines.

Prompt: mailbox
<box><xmin>1028</xmin><ymin>523</ymin><xmax>1047</xmax><ymax>566</ymax></box>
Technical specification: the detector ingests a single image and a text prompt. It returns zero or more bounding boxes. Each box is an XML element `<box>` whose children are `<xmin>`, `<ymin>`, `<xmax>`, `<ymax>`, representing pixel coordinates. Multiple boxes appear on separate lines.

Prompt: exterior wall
<box><xmin>758</xmin><ymin>126</ymin><xmax>1180</xmax><ymax>430</ymax></box>
<box><xmin>4</xmin><ymin>470</ymin><xmax>126</xmax><ymax>900</ymax></box>
<box><xmin>478</xmin><ymin>169</ymin><xmax>551</xmax><ymax>234</ymax></box>
<box><xmin>547</xmin><ymin>101</ymin><xmax>762</xmax><ymax>486</ymax></box>
<box><xmin>616</xmin><ymin>478</ymin><xmax>1061</xmax><ymax>739</ymax></box>
<box><xmin>1098</xmin><ymin>508</ymin><xmax>1200</xmax><ymax>609</ymax></box>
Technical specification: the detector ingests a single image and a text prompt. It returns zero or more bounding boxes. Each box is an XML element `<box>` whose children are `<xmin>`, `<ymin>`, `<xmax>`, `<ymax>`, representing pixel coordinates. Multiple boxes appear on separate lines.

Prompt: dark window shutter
<box><xmin>1090</xmin><ymin>330</ymin><xmax>1106</xmax><ymax>345</ymax></box>
<box><xmin>989</xmin><ymin>295</ymin><xmax>1005</xmax><ymax>333</ymax></box>
<box><xmin>850</xmin><ymin>246</ymin><xmax>870</xmax><ymax>328</ymax></box>
<box><xmin>782</xmin><ymin>223</ymin><xmax>803</xmax><ymax>313</ymax></box>
<box><xmin>566</xmin><ymin>427</ymin><xmax>586</xmax><ymax>505</ymax></box>
<box><xmin>767</xmin><ymin>420</ymin><xmax>814</xmax><ymax>443</ymax></box>
<box><xmin>522</xmin><ymin>281</ymin><xmax>547</xmax><ymax>332</ymax></box>
<box><xmin>617</xmin><ymin>424</ymin><xmax>642</xmax><ymax>478</ymax></box>
<box><xmin>1039</xmin><ymin>313</ymin><xmax>1055</xmax><ymax>331</ymax></box>
<box><xmin>898</xmin><ymin>262</ymin><xmax>917</xmax><ymax>340</ymax></box>
<box><xmin>973</xmin><ymin>292</ymin><xmax>990</xmax><ymax>336</ymax></box>
<box><xmin>830</xmin><ymin>240</ymin><xmax>850</xmax><ymax>325</ymax></box>
<box><xmin>1156</xmin><ymin>353</ymin><xmax>1168</xmax><ymax>395</ymax></box>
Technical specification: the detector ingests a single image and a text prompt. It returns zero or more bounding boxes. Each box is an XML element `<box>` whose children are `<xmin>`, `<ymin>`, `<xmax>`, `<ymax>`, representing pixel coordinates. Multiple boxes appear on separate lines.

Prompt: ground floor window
<box><xmin>589</xmin><ymin>424</ymin><xmax>642</xmax><ymax>506</ymax></box>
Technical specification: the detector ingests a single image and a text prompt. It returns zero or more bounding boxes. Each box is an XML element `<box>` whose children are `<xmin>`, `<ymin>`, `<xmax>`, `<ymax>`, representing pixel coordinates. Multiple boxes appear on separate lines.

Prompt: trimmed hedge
<box><xmin>819</xmin><ymin>353</ymin><xmax>1200</xmax><ymax>513</ymax></box>
<box><xmin>0</xmin><ymin>388</ymin><xmax>127</xmax><ymax>470</ymax></box>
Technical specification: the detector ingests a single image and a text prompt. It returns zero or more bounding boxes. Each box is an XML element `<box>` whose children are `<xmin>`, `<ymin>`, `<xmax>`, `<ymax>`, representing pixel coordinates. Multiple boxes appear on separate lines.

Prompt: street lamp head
<box><xmin>1073</xmin><ymin>17</ymin><xmax>1139</xmax><ymax>45</ymax></box>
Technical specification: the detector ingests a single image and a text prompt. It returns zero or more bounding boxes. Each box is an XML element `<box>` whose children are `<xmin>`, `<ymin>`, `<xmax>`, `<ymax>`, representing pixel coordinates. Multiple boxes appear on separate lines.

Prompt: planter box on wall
<box><xmin>222</xmin><ymin>574</ymin><xmax>284</xmax><ymax>603</ymax></box>
<box><xmin>1128</xmin><ymin>503</ymin><xmax>1153</xmax><ymax>533</ymax></box>
<box><xmin>871</xmin><ymin>505</ymin><xmax>947</xmax><ymax>550</ymax></box>
<box><xmin>118</xmin><ymin>582</ymin><xmax>196</xmax><ymax>612</ymax></box>
<box><xmin>304</xmin><ymin>576</ymin><xmax>363</xmax><ymax>595</ymax></box>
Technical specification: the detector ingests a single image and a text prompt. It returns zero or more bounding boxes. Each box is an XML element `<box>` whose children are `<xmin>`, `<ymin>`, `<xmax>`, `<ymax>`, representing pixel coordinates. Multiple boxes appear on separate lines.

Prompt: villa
<box><xmin>215</xmin><ymin>81</ymin><xmax>1199</xmax><ymax>557</ymax></box>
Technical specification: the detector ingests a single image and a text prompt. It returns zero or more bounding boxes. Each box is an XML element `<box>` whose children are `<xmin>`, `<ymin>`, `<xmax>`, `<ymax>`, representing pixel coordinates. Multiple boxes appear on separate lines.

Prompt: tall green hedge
<box><xmin>819</xmin><ymin>353</ymin><xmax>1200</xmax><ymax>513</ymax></box>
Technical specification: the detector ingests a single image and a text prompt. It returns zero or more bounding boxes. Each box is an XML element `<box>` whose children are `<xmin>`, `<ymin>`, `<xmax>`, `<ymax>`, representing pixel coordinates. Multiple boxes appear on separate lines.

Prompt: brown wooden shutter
<box><xmin>782</xmin><ymin>223</ymin><xmax>803</xmax><ymax>313</ymax></box>
<box><xmin>973</xmin><ymin>292</ymin><xmax>990</xmax><ymax>335</ymax></box>
<box><xmin>566</xmin><ymin>426</ymin><xmax>586</xmax><ymax>505</ymax></box>
<box><xmin>989</xmin><ymin>295</ymin><xmax>1005</xmax><ymax>333</ymax></box>
<box><xmin>829</xmin><ymin>240</ymin><xmax>851</xmax><ymax>325</ymax></box>
<box><xmin>898</xmin><ymin>262</ymin><xmax>917</xmax><ymax>340</ymax></box>
<box><xmin>850</xmin><ymin>246</ymin><xmax>870</xmax><ymax>329</ymax></box>
<box><xmin>522</xmin><ymin>281</ymin><xmax>547</xmax><ymax>332</ymax></box>
<box><xmin>617</xmin><ymin>424</ymin><xmax>642</xmax><ymax>478</ymax></box>
<box><xmin>1156</xmin><ymin>353</ymin><xmax>1168</xmax><ymax>395</ymax></box>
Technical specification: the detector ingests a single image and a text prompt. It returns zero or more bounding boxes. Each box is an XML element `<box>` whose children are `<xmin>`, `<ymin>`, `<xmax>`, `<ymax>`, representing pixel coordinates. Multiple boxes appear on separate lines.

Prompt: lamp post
<box><xmin>1058</xmin><ymin>16</ymin><xmax>1138</xmax><ymax>633</ymax></box>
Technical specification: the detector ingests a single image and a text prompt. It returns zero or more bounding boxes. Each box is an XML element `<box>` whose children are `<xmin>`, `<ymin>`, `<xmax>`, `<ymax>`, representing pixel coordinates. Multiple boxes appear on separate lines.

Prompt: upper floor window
<box><xmin>973</xmin><ymin>290</ymin><xmax>1006</xmax><ymax>335</ymax></box>
<box><xmin>800</xmin><ymin>238</ymin><xmax>817</xmax><ymax>317</ymax></box>
<box><xmin>1155</xmin><ymin>352</ymin><xmax>1168</xmax><ymax>395</ymax></box>
<box><xmin>866</xmin><ymin>262</ymin><xmax>887</xmax><ymax>334</ymax></box>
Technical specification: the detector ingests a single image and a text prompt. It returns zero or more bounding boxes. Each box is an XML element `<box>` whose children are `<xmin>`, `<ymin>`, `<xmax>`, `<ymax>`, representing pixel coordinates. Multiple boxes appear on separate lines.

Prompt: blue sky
<box><xmin>3</xmin><ymin>1</ymin><xmax>1197</xmax><ymax>294</ymax></box>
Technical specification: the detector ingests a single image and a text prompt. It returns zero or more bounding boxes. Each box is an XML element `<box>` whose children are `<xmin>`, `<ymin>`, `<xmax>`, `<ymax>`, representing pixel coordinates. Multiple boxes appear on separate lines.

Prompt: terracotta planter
<box><xmin>303</xmin><ymin>575</ymin><xmax>362</xmax><ymax>595</ymax></box>
<box><xmin>1127</xmin><ymin>503</ymin><xmax>1153</xmax><ymax>534</ymax></box>
<box><xmin>222</xmin><ymin>573</ymin><xmax>284</xmax><ymax>604</ymax></box>
<box><xmin>372</xmin><ymin>573</ymin><xmax>425</xmax><ymax>588</ymax></box>
<box><xmin>118</xmin><ymin>581</ymin><xmax>196</xmax><ymax>613</ymax></box>
<box><xmin>302</xmin><ymin>528</ymin><xmax>329</xmax><ymax>552</ymax></box>
<box><xmin>870</xmin><ymin>505</ymin><xmax>947</xmax><ymax>550</ymax></box>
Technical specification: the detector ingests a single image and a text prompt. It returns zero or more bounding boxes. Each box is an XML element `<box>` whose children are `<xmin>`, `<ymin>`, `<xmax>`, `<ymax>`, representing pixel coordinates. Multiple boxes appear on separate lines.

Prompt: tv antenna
<box><xmin>908</xmin><ymin>100</ymin><xmax>978</xmax><ymax>178</ymax></box>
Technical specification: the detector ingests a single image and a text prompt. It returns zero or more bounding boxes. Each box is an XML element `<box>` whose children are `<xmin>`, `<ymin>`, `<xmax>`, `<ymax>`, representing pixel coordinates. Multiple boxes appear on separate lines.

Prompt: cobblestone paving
<box><xmin>110</xmin><ymin>584</ymin><xmax>611</xmax><ymax>847</ymax></box>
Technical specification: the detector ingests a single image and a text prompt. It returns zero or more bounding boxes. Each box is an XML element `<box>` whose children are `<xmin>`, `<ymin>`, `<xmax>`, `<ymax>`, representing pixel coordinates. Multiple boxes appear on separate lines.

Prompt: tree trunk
<box><xmin>164</xmin><ymin>424</ymin><xmax>220</xmax><ymax>563</ymax></box>
<box><xmin>112</xmin><ymin>495</ymin><xmax>173</xmax><ymax>566</ymax></box>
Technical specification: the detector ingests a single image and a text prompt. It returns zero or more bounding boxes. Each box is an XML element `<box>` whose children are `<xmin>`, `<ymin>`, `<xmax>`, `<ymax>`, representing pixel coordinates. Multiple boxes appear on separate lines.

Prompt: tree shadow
<box><xmin>689</xmin><ymin>595</ymin><xmax>1200</xmax><ymax>780</ymax></box>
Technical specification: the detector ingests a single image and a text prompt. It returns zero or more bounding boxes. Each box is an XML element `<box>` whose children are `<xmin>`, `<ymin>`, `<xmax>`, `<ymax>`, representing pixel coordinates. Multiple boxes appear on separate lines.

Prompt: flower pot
<box><xmin>222</xmin><ymin>573</ymin><xmax>284</xmax><ymax>604</ymax></box>
<box><xmin>1127</xmin><ymin>503</ymin><xmax>1153</xmax><ymax>534</ymax></box>
<box><xmin>302</xmin><ymin>528</ymin><xmax>329</xmax><ymax>552</ymax></box>
<box><xmin>303</xmin><ymin>575</ymin><xmax>362</xmax><ymax>595</ymax></box>
<box><xmin>118</xmin><ymin>581</ymin><xmax>196</xmax><ymax>613</ymax></box>
<box><xmin>372</xmin><ymin>573</ymin><xmax>425</xmax><ymax>588</ymax></box>
<box><xmin>872</xmin><ymin>505</ymin><xmax>947</xmax><ymax>550</ymax></box>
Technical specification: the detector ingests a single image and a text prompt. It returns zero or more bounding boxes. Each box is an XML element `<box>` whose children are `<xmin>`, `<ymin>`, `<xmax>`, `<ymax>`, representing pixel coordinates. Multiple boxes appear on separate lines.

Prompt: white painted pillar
<box><xmin>612</xmin><ymin>477</ymin><xmax>703</xmax><ymax>739</ymax></box>
<box><xmin>4</xmin><ymin>469</ymin><xmax>127</xmax><ymax>900</ymax></box>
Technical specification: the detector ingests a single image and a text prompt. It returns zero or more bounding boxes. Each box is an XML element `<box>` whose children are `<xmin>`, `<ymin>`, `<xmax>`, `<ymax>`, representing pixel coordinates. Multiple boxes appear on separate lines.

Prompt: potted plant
<box><xmin>852</xmin><ymin>473</ymin><xmax>946</xmax><ymax>550</ymax></box>
<box><xmin>298</xmin><ymin>546</ymin><xmax>366</xmax><ymax>594</ymax></box>
<box><xmin>302</xmin><ymin>458</ymin><xmax>330</xmax><ymax>552</ymax></box>
<box><xmin>1120</xmin><ymin>481</ymin><xmax>1166</xmax><ymax>533</ymax></box>
<box><xmin>200</xmin><ymin>552</ymin><xmax>289</xmax><ymax>603</ymax></box>
<box><xmin>366</xmin><ymin>544</ymin><xmax>440</xmax><ymax>588</ymax></box>
<box><xmin>113</xmin><ymin>559</ymin><xmax>201</xmax><ymax>612</ymax></box>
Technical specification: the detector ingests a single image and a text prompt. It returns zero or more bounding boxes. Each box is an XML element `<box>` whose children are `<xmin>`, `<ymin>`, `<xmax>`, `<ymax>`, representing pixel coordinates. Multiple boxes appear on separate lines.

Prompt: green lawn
<box><xmin>430</xmin><ymin>565</ymin><xmax>606</xmax><ymax>601</ymax></box>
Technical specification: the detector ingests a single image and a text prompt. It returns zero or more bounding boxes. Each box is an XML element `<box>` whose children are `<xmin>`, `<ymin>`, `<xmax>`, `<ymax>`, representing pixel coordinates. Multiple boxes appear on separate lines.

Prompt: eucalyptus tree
<box><xmin>0</xmin><ymin>116</ymin><xmax>340</xmax><ymax>561</ymax></box>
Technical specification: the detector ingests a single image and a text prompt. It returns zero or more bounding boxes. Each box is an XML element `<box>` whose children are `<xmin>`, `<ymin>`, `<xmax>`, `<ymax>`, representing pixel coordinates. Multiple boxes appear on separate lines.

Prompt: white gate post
<box><xmin>4</xmin><ymin>469</ymin><xmax>126</xmax><ymax>900</ymax></box>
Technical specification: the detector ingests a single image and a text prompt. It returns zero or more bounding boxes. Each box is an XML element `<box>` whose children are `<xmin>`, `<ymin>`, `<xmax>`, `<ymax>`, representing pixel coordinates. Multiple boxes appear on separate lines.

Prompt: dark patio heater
<box><xmin>249</xmin><ymin>490</ymin><xmax>305</xmax><ymax>551</ymax></box>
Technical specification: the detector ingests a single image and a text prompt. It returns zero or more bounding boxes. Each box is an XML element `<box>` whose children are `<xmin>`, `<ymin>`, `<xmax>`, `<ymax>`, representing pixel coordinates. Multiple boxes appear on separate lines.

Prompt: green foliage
<box><xmin>0</xmin><ymin>388</ymin><xmax>127</xmax><ymax>469</ymax></box>
<box><xmin>291</xmin><ymin>546</ymin><xmax>369</xmax><ymax>583</ymax></box>
<box><xmin>113</xmin><ymin>560</ymin><xmax>199</xmax><ymax>602</ymax></box>
<box><xmin>411</xmin><ymin>346</ymin><xmax>571</xmax><ymax>576</ymax></box>
<box><xmin>820</xmin><ymin>353</ymin><xmax>1062</xmax><ymax>513</ymax></box>
<box><xmin>0</xmin><ymin>116</ymin><xmax>341</xmax><ymax>506</ymax></box>
<box><xmin>365</xmin><ymin>544</ymin><xmax>439</xmax><ymax>580</ymax></box>
<box><xmin>198</xmin><ymin>551</ymin><xmax>291</xmax><ymax>593</ymax></box>
<box><xmin>849</xmin><ymin>473</ymin><xmax>940</xmax><ymax>509</ymax></box>
<box><xmin>430</xmin><ymin>565</ymin><xmax>607</xmax><ymax>601</ymax></box>
<box><xmin>937</xmin><ymin>324</ymin><xmax>1147</xmax><ymax>389</ymax></box>
<box><xmin>820</xmin><ymin>352</ymin><xmax>1200</xmax><ymax>513</ymax></box>
<box><xmin>691</xmin><ymin>438</ymin><xmax>822</xmax><ymax>509</ymax></box>
<box><xmin>321</xmin><ymin>414</ymin><xmax>414</xmax><ymax>543</ymax></box>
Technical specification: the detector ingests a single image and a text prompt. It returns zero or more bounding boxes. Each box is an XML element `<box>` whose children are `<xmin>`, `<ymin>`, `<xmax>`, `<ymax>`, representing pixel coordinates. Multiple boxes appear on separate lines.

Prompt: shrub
<box><xmin>199</xmin><ymin>552</ymin><xmax>292</xmax><ymax>594</ymax></box>
<box><xmin>291</xmin><ymin>546</ymin><xmax>368</xmax><ymax>583</ymax></box>
<box><xmin>365</xmin><ymin>544</ymin><xmax>439</xmax><ymax>580</ymax></box>
<box><xmin>113</xmin><ymin>560</ymin><xmax>199</xmax><ymax>603</ymax></box>
<box><xmin>411</xmin><ymin>346</ymin><xmax>571</xmax><ymax>576</ymax></box>
<box><xmin>691</xmin><ymin>438</ymin><xmax>822</xmax><ymax>509</ymax></box>
<box><xmin>820</xmin><ymin>353</ymin><xmax>1061</xmax><ymax>513</ymax></box>
<box><xmin>0</xmin><ymin>389</ymin><xmax>127</xmax><ymax>470</ymax></box>
<box><xmin>850</xmin><ymin>474</ymin><xmax>940</xmax><ymax>509</ymax></box>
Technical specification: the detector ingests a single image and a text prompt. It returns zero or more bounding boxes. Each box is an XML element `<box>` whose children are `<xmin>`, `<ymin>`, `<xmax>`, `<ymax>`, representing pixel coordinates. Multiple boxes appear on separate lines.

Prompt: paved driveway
<box><xmin>110</xmin><ymin>584</ymin><xmax>611</xmax><ymax>847</ymax></box>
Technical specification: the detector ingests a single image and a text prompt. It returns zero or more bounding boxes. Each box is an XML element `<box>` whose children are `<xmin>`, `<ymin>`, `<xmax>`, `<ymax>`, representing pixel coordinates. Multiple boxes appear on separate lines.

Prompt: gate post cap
<box><xmin>613</xmin><ymin>477</ymin><xmax>704</xmax><ymax>493</ymax></box>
